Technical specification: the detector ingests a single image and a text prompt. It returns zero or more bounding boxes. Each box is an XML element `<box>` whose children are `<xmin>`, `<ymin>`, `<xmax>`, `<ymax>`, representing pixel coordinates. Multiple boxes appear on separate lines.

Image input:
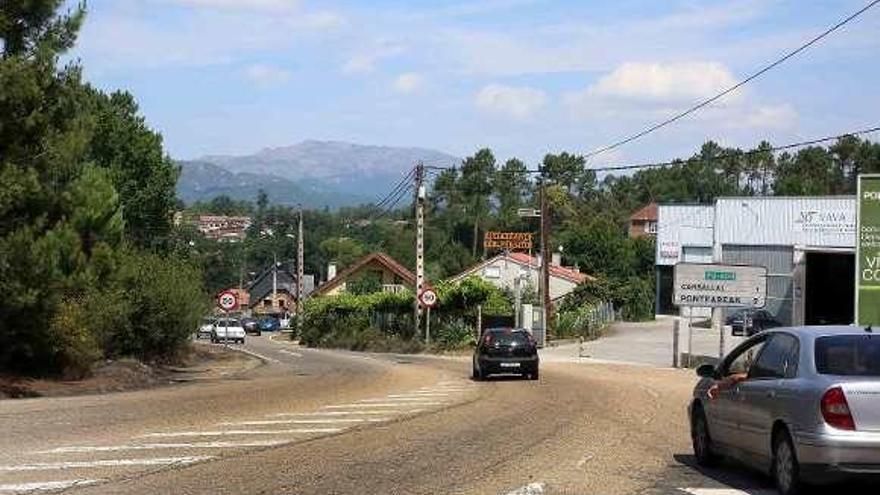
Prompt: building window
<box><xmin>646</xmin><ymin>221</ymin><xmax>658</xmax><ymax>234</ymax></box>
<box><xmin>484</xmin><ymin>266</ymin><xmax>501</xmax><ymax>279</ymax></box>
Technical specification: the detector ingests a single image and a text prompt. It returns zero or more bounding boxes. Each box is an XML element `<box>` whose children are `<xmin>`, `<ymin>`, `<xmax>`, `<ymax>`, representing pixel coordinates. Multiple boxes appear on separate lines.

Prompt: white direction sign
<box><xmin>217</xmin><ymin>290</ymin><xmax>238</xmax><ymax>311</ymax></box>
<box><xmin>674</xmin><ymin>263</ymin><xmax>767</xmax><ymax>308</ymax></box>
<box><xmin>418</xmin><ymin>288</ymin><xmax>438</xmax><ymax>308</ymax></box>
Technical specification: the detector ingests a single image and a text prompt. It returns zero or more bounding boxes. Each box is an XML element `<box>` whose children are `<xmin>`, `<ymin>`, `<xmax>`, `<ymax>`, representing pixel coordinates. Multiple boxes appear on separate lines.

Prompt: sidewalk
<box><xmin>541</xmin><ymin>317</ymin><xmax>746</xmax><ymax>368</ymax></box>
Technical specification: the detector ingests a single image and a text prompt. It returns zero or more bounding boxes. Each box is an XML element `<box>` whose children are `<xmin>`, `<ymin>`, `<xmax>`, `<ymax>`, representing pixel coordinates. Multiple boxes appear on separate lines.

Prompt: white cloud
<box><xmin>164</xmin><ymin>0</ymin><xmax>299</xmax><ymax>12</ymax></box>
<box><xmin>244</xmin><ymin>64</ymin><xmax>291</xmax><ymax>87</ymax></box>
<box><xmin>740</xmin><ymin>104</ymin><xmax>798</xmax><ymax>129</ymax></box>
<box><xmin>341</xmin><ymin>42</ymin><xmax>406</xmax><ymax>74</ymax></box>
<box><xmin>392</xmin><ymin>73</ymin><xmax>424</xmax><ymax>94</ymax></box>
<box><xmin>475</xmin><ymin>84</ymin><xmax>547</xmax><ymax>120</ymax></box>
<box><xmin>591</xmin><ymin>62</ymin><xmax>739</xmax><ymax>103</ymax></box>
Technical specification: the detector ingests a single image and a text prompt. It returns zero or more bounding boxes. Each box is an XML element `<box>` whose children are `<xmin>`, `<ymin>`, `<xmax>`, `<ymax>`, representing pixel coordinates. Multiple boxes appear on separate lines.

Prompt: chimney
<box><xmin>327</xmin><ymin>262</ymin><xmax>337</xmax><ymax>281</ymax></box>
<box><xmin>551</xmin><ymin>252</ymin><xmax>562</xmax><ymax>267</ymax></box>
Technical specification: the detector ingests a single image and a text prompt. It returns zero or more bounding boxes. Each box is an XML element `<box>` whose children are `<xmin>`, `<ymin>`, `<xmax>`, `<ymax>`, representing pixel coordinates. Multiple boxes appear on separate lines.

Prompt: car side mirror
<box><xmin>696</xmin><ymin>364</ymin><xmax>717</xmax><ymax>379</ymax></box>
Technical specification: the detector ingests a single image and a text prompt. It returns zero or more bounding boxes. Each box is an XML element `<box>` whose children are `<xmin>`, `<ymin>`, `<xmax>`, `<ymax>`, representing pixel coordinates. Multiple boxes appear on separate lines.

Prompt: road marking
<box><xmin>140</xmin><ymin>428</ymin><xmax>342</xmax><ymax>438</ymax></box>
<box><xmin>504</xmin><ymin>482</ymin><xmax>546</xmax><ymax>495</ymax></box>
<box><xmin>219</xmin><ymin>418</ymin><xmax>387</xmax><ymax>426</ymax></box>
<box><xmin>233</xmin><ymin>348</ymin><xmax>280</xmax><ymax>364</ymax></box>
<box><xmin>387</xmin><ymin>393</ymin><xmax>450</xmax><ymax>398</ymax></box>
<box><xmin>321</xmin><ymin>403</ymin><xmax>441</xmax><ymax>409</ymax></box>
<box><xmin>680</xmin><ymin>490</ymin><xmax>777</xmax><ymax>495</ymax></box>
<box><xmin>576</xmin><ymin>453</ymin><xmax>594</xmax><ymax>467</ymax></box>
<box><xmin>37</xmin><ymin>441</ymin><xmax>286</xmax><ymax>454</ymax></box>
<box><xmin>0</xmin><ymin>456</ymin><xmax>212</xmax><ymax>472</ymax></box>
<box><xmin>359</xmin><ymin>398</ymin><xmax>446</xmax><ymax>403</ymax></box>
<box><xmin>278</xmin><ymin>349</ymin><xmax>303</xmax><ymax>357</ymax></box>
<box><xmin>0</xmin><ymin>479</ymin><xmax>102</xmax><ymax>492</ymax></box>
<box><xmin>419</xmin><ymin>387</ymin><xmax>469</xmax><ymax>392</ymax></box>
<box><xmin>267</xmin><ymin>410</ymin><xmax>401</xmax><ymax>417</ymax></box>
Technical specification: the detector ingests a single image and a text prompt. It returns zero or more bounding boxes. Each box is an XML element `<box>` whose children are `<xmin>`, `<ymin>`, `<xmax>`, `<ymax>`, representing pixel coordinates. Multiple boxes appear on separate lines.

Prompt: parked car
<box><xmin>726</xmin><ymin>308</ymin><xmax>782</xmax><ymax>336</ymax></box>
<box><xmin>241</xmin><ymin>317</ymin><xmax>260</xmax><ymax>336</ymax></box>
<box><xmin>472</xmin><ymin>328</ymin><xmax>539</xmax><ymax>381</ymax></box>
<box><xmin>258</xmin><ymin>316</ymin><xmax>281</xmax><ymax>333</ymax></box>
<box><xmin>211</xmin><ymin>318</ymin><xmax>246</xmax><ymax>344</ymax></box>
<box><xmin>197</xmin><ymin>317</ymin><xmax>215</xmax><ymax>340</ymax></box>
<box><xmin>689</xmin><ymin>326</ymin><xmax>880</xmax><ymax>494</ymax></box>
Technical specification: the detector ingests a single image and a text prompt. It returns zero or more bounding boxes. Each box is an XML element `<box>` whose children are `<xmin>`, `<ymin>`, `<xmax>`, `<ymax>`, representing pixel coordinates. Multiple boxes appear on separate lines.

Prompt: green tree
<box><xmin>493</xmin><ymin>158</ymin><xmax>531</xmax><ymax>228</ymax></box>
<box><xmin>459</xmin><ymin>149</ymin><xmax>495</xmax><ymax>257</ymax></box>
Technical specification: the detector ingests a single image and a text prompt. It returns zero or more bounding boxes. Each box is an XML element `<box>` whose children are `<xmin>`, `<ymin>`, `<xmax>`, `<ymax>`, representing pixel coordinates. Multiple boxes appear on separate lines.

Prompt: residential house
<box><xmin>197</xmin><ymin>215</ymin><xmax>252</xmax><ymax>242</ymax></box>
<box><xmin>312</xmin><ymin>252</ymin><xmax>416</xmax><ymax>296</ymax></box>
<box><xmin>628</xmin><ymin>203</ymin><xmax>658</xmax><ymax>238</ymax></box>
<box><xmin>449</xmin><ymin>252</ymin><xmax>591</xmax><ymax>301</ymax></box>
<box><xmin>248</xmin><ymin>265</ymin><xmax>315</xmax><ymax>315</ymax></box>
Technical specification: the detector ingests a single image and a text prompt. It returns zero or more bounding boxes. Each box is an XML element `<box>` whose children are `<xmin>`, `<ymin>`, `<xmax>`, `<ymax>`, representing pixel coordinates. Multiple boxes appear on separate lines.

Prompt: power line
<box><xmin>373</xmin><ymin>167</ymin><xmax>416</xmax><ymax>211</ymax></box>
<box><xmin>583</xmin><ymin>0</ymin><xmax>880</xmax><ymax>160</ymax></box>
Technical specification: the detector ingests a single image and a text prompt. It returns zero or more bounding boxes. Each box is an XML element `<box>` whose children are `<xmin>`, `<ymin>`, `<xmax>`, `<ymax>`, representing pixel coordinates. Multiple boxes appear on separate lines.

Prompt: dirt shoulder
<box><xmin>0</xmin><ymin>342</ymin><xmax>261</xmax><ymax>399</ymax></box>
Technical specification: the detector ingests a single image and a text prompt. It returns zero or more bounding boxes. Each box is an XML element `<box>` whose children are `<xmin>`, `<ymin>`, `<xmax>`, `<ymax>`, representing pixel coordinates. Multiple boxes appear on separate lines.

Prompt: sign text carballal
<box><xmin>483</xmin><ymin>231</ymin><xmax>533</xmax><ymax>251</ymax></box>
<box><xmin>674</xmin><ymin>263</ymin><xmax>767</xmax><ymax>308</ymax></box>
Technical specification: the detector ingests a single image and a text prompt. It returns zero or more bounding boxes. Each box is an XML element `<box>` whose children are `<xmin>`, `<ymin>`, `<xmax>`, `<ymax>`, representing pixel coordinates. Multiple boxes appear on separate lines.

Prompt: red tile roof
<box><xmin>507</xmin><ymin>252</ymin><xmax>591</xmax><ymax>284</ymax></box>
<box><xmin>629</xmin><ymin>202</ymin><xmax>658</xmax><ymax>222</ymax></box>
<box><xmin>313</xmin><ymin>252</ymin><xmax>416</xmax><ymax>296</ymax></box>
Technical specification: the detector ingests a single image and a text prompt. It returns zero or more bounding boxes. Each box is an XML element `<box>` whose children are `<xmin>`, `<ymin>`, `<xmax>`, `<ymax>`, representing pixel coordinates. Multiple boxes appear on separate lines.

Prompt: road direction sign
<box><xmin>217</xmin><ymin>290</ymin><xmax>238</xmax><ymax>311</ymax></box>
<box><xmin>857</xmin><ymin>174</ymin><xmax>880</xmax><ymax>326</ymax></box>
<box><xmin>418</xmin><ymin>287</ymin><xmax>438</xmax><ymax>308</ymax></box>
<box><xmin>673</xmin><ymin>263</ymin><xmax>767</xmax><ymax>308</ymax></box>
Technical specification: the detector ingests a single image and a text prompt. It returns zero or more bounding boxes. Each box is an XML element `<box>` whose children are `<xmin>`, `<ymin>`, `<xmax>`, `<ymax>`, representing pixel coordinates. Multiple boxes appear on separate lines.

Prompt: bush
<box><xmin>561</xmin><ymin>275</ymin><xmax>654</xmax><ymax>322</ymax></box>
<box><xmin>431</xmin><ymin>318</ymin><xmax>475</xmax><ymax>350</ymax></box>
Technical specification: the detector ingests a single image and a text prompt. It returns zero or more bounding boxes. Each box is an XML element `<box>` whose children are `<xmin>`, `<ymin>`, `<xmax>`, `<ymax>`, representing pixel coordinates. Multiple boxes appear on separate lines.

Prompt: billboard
<box><xmin>857</xmin><ymin>175</ymin><xmax>880</xmax><ymax>326</ymax></box>
<box><xmin>674</xmin><ymin>263</ymin><xmax>767</xmax><ymax>308</ymax></box>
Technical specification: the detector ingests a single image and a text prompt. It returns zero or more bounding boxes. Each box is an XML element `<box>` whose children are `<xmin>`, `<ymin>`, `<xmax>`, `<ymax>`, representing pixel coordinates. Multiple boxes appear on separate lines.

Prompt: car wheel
<box><xmin>530</xmin><ymin>369</ymin><xmax>539</xmax><ymax>380</ymax></box>
<box><xmin>691</xmin><ymin>406</ymin><xmax>719</xmax><ymax>467</ymax></box>
<box><xmin>773</xmin><ymin>429</ymin><xmax>801</xmax><ymax>495</ymax></box>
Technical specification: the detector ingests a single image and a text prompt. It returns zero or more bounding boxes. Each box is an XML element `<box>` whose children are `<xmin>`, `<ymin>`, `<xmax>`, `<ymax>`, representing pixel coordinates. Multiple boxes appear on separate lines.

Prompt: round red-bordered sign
<box><xmin>217</xmin><ymin>290</ymin><xmax>238</xmax><ymax>311</ymax></box>
<box><xmin>418</xmin><ymin>287</ymin><xmax>438</xmax><ymax>308</ymax></box>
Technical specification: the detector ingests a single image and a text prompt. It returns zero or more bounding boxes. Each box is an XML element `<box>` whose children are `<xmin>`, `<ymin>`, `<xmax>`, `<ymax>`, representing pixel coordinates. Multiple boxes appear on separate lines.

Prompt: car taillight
<box><xmin>821</xmin><ymin>386</ymin><xmax>855</xmax><ymax>431</ymax></box>
<box><xmin>482</xmin><ymin>334</ymin><xmax>493</xmax><ymax>346</ymax></box>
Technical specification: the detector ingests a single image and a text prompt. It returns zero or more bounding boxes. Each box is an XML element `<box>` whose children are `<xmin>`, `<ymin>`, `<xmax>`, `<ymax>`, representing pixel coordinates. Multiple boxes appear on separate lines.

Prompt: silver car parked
<box><xmin>689</xmin><ymin>326</ymin><xmax>880</xmax><ymax>494</ymax></box>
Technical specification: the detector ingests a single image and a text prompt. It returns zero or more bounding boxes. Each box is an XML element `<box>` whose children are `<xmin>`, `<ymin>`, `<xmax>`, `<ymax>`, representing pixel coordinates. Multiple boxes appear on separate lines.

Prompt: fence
<box><xmin>554</xmin><ymin>301</ymin><xmax>616</xmax><ymax>340</ymax></box>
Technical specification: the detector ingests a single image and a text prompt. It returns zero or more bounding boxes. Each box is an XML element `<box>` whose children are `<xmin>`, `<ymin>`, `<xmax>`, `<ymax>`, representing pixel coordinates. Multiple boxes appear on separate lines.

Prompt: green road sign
<box><xmin>857</xmin><ymin>175</ymin><xmax>880</xmax><ymax>326</ymax></box>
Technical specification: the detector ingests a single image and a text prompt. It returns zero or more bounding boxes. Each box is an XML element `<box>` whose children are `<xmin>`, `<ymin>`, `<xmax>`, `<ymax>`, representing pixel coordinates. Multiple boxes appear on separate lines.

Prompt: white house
<box><xmin>450</xmin><ymin>252</ymin><xmax>591</xmax><ymax>300</ymax></box>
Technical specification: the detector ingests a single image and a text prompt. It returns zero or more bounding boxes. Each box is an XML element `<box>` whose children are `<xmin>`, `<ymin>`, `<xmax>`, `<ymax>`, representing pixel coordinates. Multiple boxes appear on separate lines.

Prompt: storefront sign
<box><xmin>674</xmin><ymin>263</ymin><xmax>767</xmax><ymax>308</ymax></box>
<box><xmin>857</xmin><ymin>175</ymin><xmax>880</xmax><ymax>326</ymax></box>
<box><xmin>484</xmin><ymin>231</ymin><xmax>533</xmax><ymax>251</ymax></box>
<box><xmin>658</xmin><ymin>241</ymin><xmax>680</xmax><ymax>260</ymax></box>
<box><xmin>793</xmin><ymin>209</ymin><xmax>856</xmax><ymax>235</ymax></box>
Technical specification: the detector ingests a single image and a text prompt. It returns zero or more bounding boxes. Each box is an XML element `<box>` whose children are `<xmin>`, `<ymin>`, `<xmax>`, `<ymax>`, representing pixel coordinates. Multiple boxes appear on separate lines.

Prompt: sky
<box><xmin>66</xmin><ymin>0</ymin><xmax>880</xmax><ymax>167</ymax></box>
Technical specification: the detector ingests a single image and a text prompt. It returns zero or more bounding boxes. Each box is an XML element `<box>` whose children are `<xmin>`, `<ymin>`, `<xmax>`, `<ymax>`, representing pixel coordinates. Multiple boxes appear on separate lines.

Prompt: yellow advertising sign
<box><xmin>483</xmin><ymin>231</ymin><xmax>533</xmax><ymax>251</ymax></box>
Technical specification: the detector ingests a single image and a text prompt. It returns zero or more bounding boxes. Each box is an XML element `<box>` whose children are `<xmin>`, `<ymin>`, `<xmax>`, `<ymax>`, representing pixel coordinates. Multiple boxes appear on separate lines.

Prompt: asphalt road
<box><xmin>0</xmin><ymin>335</ymin><xmax>871</xmax><ymax>494</ymax></box>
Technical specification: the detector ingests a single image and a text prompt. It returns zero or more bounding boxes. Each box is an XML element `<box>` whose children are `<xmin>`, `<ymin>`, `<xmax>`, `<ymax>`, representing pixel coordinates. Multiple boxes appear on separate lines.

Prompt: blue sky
<box><xmin>67</xmin><ymin>0</ymin><xmax>880</xmax><ymax>166</ymax></box>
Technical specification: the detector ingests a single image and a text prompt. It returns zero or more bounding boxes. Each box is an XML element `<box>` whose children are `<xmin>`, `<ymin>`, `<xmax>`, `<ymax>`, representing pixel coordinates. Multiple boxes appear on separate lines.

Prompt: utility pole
<box><xmin>539</xmin><ymin>177</ymin><xmax>551</xmax><ymax>347</ymax></box>
<box><xmin>296</xmin><ymin>206</ymin><xmax>304</xmax><ymax>335</ymax></box>
<box><xmin>414</xmin><ymin>163</ymin><xmax>426</xmax><ymax>340</ymax></box>
<box><xmin>272</xmin><ymin>252</ymin><xmax>278</xmax><ymax>310</ymax></box>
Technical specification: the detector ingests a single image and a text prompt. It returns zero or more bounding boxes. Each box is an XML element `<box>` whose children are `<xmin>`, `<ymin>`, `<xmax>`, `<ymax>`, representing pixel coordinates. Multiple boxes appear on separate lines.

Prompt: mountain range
<box><xmin>177</xmin><ymin>140</ymin><xmax>460</xmax><ymax>209</ymax></box>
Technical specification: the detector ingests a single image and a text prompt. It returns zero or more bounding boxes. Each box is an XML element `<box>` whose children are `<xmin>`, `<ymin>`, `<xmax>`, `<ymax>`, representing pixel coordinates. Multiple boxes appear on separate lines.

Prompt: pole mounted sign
<box><xmin>483</xmin><ymin>231</ymin><xmax>533</xmax><ymax>251</ymax></box>
<box><xmin>674</xmin><ymin>263</ymin><xmax>767</xmax><ymax>308</ymax></box>
<box><xmin>856</xmin><ymin>174</ymin><xmax>880</xmax><ymax>326</ymax></box>
<box><xmin>217</xmin><ymin>290</ymin><xmax>238</xmax><ymax>311</ymax></box>
<box><xmin>418</xmin><ymin>287</ymin><xmax>438</xmax><ymax>308</ymax></box>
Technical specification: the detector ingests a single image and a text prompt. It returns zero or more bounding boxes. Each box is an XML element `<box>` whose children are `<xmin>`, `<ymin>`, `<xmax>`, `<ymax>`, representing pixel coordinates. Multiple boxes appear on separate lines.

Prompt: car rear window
<box><xmin>815</xmin><ymin>335</ymin><xmax>880</xmax><ymax>376</ymax></box>
<box><xmin>485</xmin><ymin>331</ymin><xmax>531</xmax><ymax>346</ymax></box>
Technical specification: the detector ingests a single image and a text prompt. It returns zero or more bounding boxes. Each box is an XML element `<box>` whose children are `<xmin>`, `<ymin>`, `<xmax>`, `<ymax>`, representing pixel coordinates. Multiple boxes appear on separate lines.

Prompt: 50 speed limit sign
<box><xmin>418</xmin><ymin>287</ymin><xmax>438</xmax><ymax>308</ymax></box>
<box><xmin>217</xmin><ymin>290</ymin><xmax>238</xmax><ymax>311</ymax></box>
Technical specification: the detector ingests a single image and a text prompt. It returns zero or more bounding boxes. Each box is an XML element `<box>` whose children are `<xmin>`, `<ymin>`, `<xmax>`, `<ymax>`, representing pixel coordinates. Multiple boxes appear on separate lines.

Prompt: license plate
<box><xmin>500</xmin><ymin>362</ymin><xmax>521</xmax><ymax>368</ymax></box>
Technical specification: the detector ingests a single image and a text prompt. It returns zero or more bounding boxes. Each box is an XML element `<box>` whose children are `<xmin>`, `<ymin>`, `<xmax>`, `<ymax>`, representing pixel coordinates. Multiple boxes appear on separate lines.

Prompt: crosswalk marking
<box><xmin>219</xmin><ymin>418</ymin><xmax>386</xmax><ymax>426</ymax></box>
<box><xmin>140</xmin><ymin>428</ymin><xmax>342</xmax><ymax>438</ymax></box>
<box><xmin>0</xmin><ymin>456</ymin><xmax>212</xmax><ymax>472</ymax></box>
<box><xmin>680</xmin><ymin>488</ymin><xmax>777</xmax><ymax>495</ymax></box>
<box><xmin>360</xmin><ymin>397</ymin><xmax>446</xmax><ymax>403</ymax></box>
<box><xmin>267</xmin><ymin>410</ymin><xmax>398</xmax><ymax>417</ymax></box>
<box><xmin>322</xmin><ymin>403</ymin><xmax>442</xmax><ymax>409</ymax></box>
<box><xmin>0</xmin><ymin>479</ymin><xmax>102</xmax><ymax>492</ymax></box>
<box><xmin>37</xmin><ymin>441</ymin><xmax>286</xmax><ymax>454</ymax></box>
<box><xmin>387</xmin><ymin>393</ymin><xmax>450</xmax><ymax>398</ymax></box>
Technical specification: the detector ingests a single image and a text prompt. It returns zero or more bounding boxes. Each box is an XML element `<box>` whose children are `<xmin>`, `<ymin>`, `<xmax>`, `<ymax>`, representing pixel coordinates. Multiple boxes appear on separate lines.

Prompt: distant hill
<box><xmin>176</xmin><ymin>160</ymin><xmax>370</xmax><ymax>209</ymax></box>
<box><xmin>197</xmin><ymin>140</ymin><xmax>461</xmax><ymax>199</ymax></box>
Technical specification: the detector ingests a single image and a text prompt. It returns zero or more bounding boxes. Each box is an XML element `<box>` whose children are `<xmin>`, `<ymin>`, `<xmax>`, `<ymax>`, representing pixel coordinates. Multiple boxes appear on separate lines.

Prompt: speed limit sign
<box><xmin>217</xmin><ymin>290</ymin><xmax>238</xmax><ymax>311</ymax></box>
<box><xmin>418</xmin><ymin>287</ymin><xmax>438</xmax><ymax>308</ymax></box>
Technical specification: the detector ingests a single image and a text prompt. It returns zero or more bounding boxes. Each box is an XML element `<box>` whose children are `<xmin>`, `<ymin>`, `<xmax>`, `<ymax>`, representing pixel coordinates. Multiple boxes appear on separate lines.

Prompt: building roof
<box><xmin>312</xmin><ymin>252</ymin><xmax>416</xmax><ymax>296</ymax></box>
<box><xmin>629</xmin><ymin>202</ymin><xmax>658</xmax><ymax>222</ymax></box>
<box><xmin>248</xmin><ymin>266</ymin><xmax>315</xmax><ymax>303</ymax></box>
<box><xmin>450</xmin><ymin>252</ymin><xmax>592</xmax><ymax>285</ymax></box>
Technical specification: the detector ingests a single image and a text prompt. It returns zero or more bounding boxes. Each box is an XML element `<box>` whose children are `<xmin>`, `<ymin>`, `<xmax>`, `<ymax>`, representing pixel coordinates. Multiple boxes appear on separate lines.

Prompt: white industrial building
<box><xmin>656</xmin><ymin>196</ymin><xmax>857</xmax><ymax>326</ymax></box>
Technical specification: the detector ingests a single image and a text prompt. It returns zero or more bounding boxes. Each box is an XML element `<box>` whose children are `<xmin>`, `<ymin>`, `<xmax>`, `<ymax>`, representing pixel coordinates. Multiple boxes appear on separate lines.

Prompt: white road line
<box><xmin>504</xmin><ymin>482</ymin><xmax>546</xmax><ymax>495</ymax></box>
<box><xmin>233</xmin><ymin>348</ymin><xmax>281</xmax><ymax>364</ymax></box>
<box><xmin>37</xmin><ymin>441</ymin><xmax>286</xmax><ymax>454</ymax></box>
<box><xmin>0</xmin><ymin>479</ymin><xmax>102</xmax><ymax>492</ymax></box>
<box><xmin>680</xmin><ymin>489</ymin><xmax>777</xmax><ymax>495</ymax></box>
<box><xmin>322</xmin><ymin>403</ymin><xmax>442</xmax><ymax>409</ymax></box>
<box><xmin>359</xmin><ymin>398</ymin><xmax>446</xmax><ymax>403</ymax></box>
<box><xmin>267</xmin><ymin>411</ymin><xmax>398</xmax><ymax>417</ymax></box>
<box><xmin>0</xmin><ymin>456</ymin><xmax>212</xmax><ymax>472</ymax></box>
<box><xmin>387</xmin><ymin>393</ymin><xmax>450</xmax><ymax>398</ymax></box>
<box><xmin>277</xmin><ymin>349</ymin><xmax>303</xmax><ymax>357</ymax></box>
<box><xmin>139</xmin><ymin>428</ymin><xmax>342</xmax><ymax>438</ymax></box>
<box><xmin>219</xmin><ymin>418</ymin><xmax>387</xmax><ymax>426</ymax></box>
